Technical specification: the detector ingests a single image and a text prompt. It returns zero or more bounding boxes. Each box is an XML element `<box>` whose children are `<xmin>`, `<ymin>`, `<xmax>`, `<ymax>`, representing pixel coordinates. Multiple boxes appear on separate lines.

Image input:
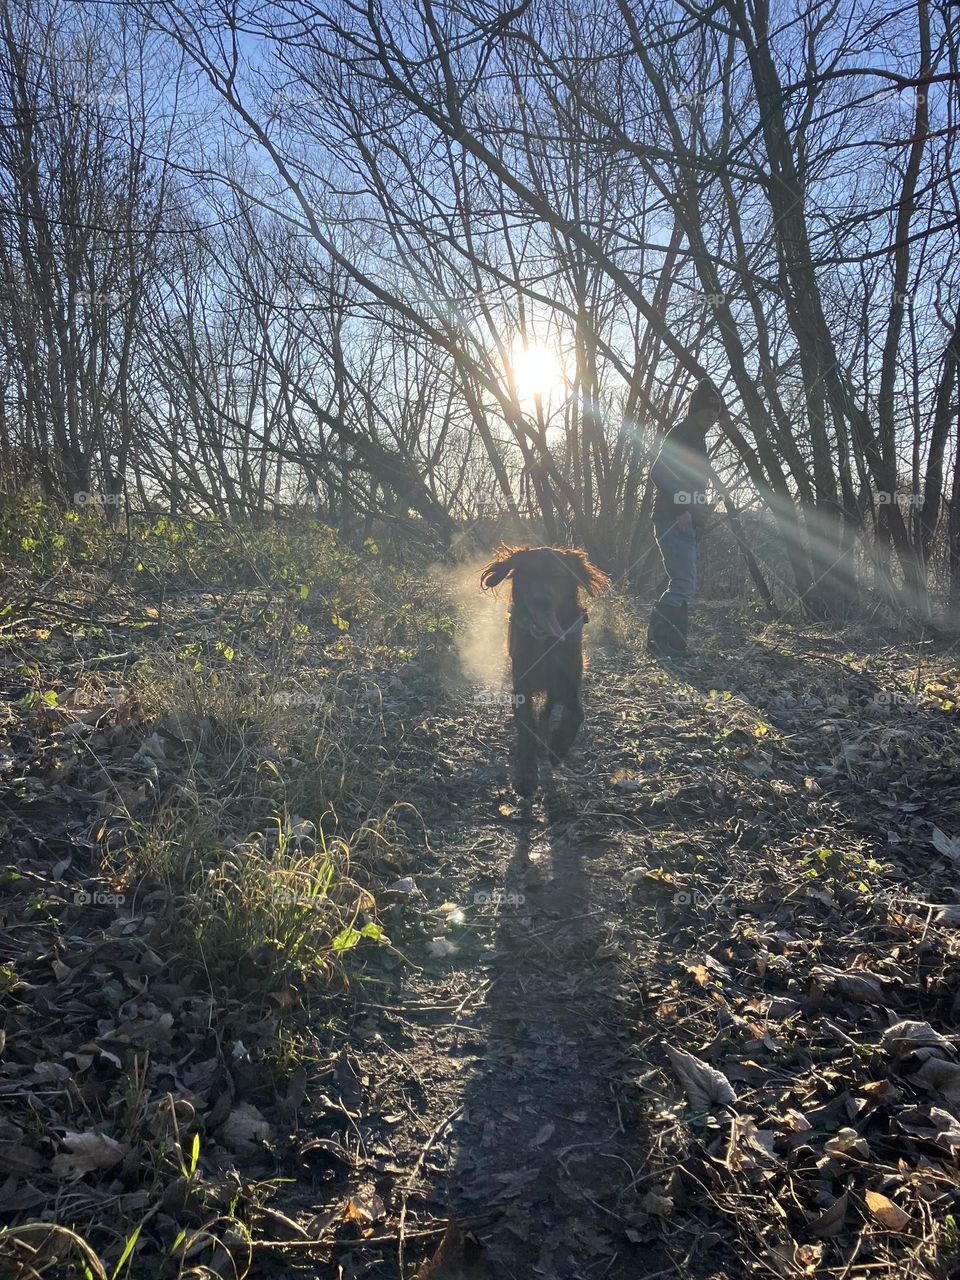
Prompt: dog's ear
<box><xmin>561</xmin><ymin>549</ymin><xmax>610</xmax><ymax>596</ymax></box>
<box><xmin>479</xmin><ymin>545</ymin><xmax>524</xmax><ymax>591</ymax></box>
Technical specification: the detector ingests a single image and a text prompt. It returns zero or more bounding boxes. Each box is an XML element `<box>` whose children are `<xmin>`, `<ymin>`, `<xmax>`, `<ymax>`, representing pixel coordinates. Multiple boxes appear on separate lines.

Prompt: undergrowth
<box><xmin>0</xmin><ymin>496</ymin><xmax>457</xmax><ymax>1279</ymax></box>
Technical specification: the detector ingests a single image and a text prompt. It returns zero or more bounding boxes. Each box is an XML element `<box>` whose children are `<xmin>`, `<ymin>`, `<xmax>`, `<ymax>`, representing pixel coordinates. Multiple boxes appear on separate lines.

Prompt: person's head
<box><xmin>687</xmin><ymin>377</ymin><xmax>724</xmax><ymax>429</ymax></box>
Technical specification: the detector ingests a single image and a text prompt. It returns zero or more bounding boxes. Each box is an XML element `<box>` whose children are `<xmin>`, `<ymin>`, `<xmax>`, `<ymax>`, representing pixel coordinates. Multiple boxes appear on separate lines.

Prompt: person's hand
<box><xmin>676</xmin><ymin>510</ymin><xmax>694</xmax><ymax>532</ymax></box>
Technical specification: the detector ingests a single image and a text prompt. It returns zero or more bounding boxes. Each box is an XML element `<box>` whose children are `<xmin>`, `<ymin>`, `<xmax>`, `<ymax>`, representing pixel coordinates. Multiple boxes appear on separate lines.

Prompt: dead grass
<box><xmin>0</xmin><ymin>520</ymin><xmax>454</xmax><ymax>1279</ymax></box>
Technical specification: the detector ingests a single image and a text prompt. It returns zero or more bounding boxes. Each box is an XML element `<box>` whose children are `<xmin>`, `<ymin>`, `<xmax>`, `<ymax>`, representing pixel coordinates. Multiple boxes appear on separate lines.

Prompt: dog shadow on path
<box><xmin>439</xmin><ymin>782</ymin><xmax>675</xmax><ymax>1280</ymax></box>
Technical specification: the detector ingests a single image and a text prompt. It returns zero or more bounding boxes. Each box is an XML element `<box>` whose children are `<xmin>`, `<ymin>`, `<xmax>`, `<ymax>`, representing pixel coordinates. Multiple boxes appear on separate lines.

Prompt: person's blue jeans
<box><xmin>655</xmin><ymin>520</ymin><xmax>698</xmax><ymax>605</ymax></box>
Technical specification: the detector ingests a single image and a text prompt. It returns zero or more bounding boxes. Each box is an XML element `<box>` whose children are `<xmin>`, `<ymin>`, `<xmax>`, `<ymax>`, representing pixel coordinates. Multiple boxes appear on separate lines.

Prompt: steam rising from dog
<box><xmin>442</xmin><ymin>558</ymin><xmax>510</xmax><ymax>692</ymax></box>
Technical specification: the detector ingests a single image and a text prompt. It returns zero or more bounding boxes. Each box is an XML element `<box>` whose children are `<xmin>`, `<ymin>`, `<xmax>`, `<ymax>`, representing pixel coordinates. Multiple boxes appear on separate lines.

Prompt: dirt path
<box><xmin>330</xmin><ymin>648</ymin><xmax>670</xmax><ymax>1280</ymax></box>
<box><xmin>309</xmin><ymin>617</ymin><xmax>960</xmax><ymax>1280</ymax></box>
<box><xmin>4</xmin><ymin>603</ymin><xmax>960</xmax><ymax>1280</ymax></box>
<box><xmin>381</xmin><ymin>791</ymin><xmax>666</xmax><ymax>1277</ymax></box>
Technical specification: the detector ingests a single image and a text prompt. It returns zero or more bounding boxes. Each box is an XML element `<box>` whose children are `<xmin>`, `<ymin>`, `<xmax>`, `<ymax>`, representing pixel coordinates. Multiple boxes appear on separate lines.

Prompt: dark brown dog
<box><xmin>479</xmin><ymin>545</ymin><xmax>609</xmax><ymax>795</ymax></box>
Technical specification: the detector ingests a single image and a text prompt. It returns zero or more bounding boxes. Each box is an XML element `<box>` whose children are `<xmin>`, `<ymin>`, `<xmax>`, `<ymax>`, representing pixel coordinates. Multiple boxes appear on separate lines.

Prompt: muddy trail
<box><xmin>3</xmin><ymin>599</ymin><xmax>960</xmax><ymax>1280</ymax></box>
<box><xmin>303</xmin><ymin>615</ymin><xmax>960</xmax><ymax>1280</ymax></box>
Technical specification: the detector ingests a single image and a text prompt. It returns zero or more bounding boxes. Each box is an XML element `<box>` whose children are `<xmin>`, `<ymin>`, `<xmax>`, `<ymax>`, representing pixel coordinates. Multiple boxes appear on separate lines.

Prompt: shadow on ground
<box><xmin>411</xmin><ymin>767</ymin><xmax>700</xmax><ymax>1280</ymax></box>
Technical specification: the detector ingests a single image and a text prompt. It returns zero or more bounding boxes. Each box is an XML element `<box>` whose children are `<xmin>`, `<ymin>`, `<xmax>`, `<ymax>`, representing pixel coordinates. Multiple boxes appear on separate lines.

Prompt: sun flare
<box><xmin>508</xmin><ymin>337</ymin><xmax>569</xmax><ymax>405</ymax></box>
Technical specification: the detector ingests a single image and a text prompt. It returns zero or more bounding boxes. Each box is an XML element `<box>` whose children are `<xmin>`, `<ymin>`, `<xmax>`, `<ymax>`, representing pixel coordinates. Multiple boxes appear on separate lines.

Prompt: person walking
<box><xmin>647</xmin><ymin>378</ymin><xmax>724</xmax><ymax>659</ymax></box>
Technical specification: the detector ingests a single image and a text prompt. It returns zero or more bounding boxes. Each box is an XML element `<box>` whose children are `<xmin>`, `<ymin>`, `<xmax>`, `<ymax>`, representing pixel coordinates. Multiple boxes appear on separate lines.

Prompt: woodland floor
<box><xmin>3</xmin><ymin>591</ymin><xmax>960</xmax><ymax>1280</ymax></box>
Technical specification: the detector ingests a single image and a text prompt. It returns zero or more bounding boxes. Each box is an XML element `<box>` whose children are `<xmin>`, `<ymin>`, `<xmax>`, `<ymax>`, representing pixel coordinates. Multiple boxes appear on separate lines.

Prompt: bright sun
<box><xmin>508</xmin><ymin>338</ymin><xmax>569</xmax><ymax>405</ymax></box>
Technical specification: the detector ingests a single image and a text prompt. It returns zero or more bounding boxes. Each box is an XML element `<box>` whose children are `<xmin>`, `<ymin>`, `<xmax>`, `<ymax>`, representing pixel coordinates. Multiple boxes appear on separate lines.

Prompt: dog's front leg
<box><xmin>548</xmin><ymin>696</ymin><xmax>584</xmax><ymax>764</ymax></box>
<box><xmin>512</xmin><ymin>688</ymin><xmax>539</xmax><ymax>796</ymax></box>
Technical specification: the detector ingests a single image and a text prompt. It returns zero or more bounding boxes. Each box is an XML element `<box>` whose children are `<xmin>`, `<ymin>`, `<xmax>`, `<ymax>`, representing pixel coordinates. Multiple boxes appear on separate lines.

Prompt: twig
<box><xmin>397</xmin><ymin>1103</ymin><xmax>463</xmax><ymax>1277</ymax></box>
<box><xmin>253</xmin><ymin>1222</ymin><xmax>451</xmax><ymax>1251</ymax></box>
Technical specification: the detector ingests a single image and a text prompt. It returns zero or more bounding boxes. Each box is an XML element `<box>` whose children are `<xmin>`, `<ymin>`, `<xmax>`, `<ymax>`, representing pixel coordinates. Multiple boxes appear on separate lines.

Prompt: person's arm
<box><xmin>654</xmin><ymin>427</ymin><xmax>709</xmax><ymax>531</ymax></box>
<box><xmin>670</xmin><ymin>435</ymin><xmax>709</xmax><ymax>529</ymax></box>
<box><xmin>652</xmin><ymin>437</ymin><xmax>687</xmax><ymax>506</ymax></box>
<box><xmin>657</xmin><ymin>438</ymin><xmax>704</xmax><ymax>517</ymax></box>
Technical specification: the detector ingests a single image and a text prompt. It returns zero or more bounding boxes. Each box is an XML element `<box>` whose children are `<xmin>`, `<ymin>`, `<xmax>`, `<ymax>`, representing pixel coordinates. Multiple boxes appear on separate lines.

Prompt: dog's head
<box><xmin>479</xmin><ymin>545</ymin><xmax>609</xmax><ymax>639</ymax></box>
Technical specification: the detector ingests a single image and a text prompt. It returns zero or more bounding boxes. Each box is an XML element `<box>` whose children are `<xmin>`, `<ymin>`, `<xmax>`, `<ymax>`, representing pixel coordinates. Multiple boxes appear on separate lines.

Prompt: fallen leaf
<box><xmin>51</xmin><ymin>1131</ymin><xmax>128</xmax><ymax>1180</ymax></box>
<box><xmin>388</xmin><ymin>877</ymin><xmax>419</xmax><ymax>895</ymax></box>
<box><xmin>528</xmin><ymin>1122</ymin><xmax>554</xmax><ymax>1149</ymax></box>
<box><xmin>218</xmin><ymin>1103</ymin><xmax>272</xmax><ymax>1154</ymax></box>
<box><xmin>795</xmin><ymin>1242</ymin><xmax>825</xmax><ymax>1272</ymax></box>
<box><xmin>664</xmin><ymin>1046</ymin><xmax>737</xmax><ymax>1109</ymax></box>
<box><xmin>133</xmin><ymin>732</ymin><xmax>168</xmax><ymax>764</ymax></box>
<box><xmin>415</xmin><ymin>1220</ymin><xmax>494</xmax><ymax>1279</ymax></box>
<box><xmin>344</xmin><ymin>1191</ymin><xmax>385</xmax><ymax>1224</ymax></box>
<box><xmin>932</xmin><ymin>827</ymin><xmax>960</xmax><ymax>861</ymax></box>
<box><xmin>865</xmin><ymin>1189</ymin><xmax>912</xmax><ymax>1232</ymax></box>
<box><xmin>427</xmin><ymin>938</ymin><xmax>458</xmax><ymax>958</ymax></box>
<box><xmin>259</xmin><ymin>1207</ymin><xmax>312</xmax><ymax>1240</ymax></box>
<box><xmin>896</xmin><ymin>1105</ymin><xmax>960</xmax><ymax>1148</ymax></box>
<box><xmin>612</xmin><ymin>773</ymin><xmax>643</xmax><ymax>792</ymax></box>
<box><xmin>685</xmin><ymin>963</ymin><xmax>713</xmax><ymax>988</ymax></box>
<box><xmin>882</xmin><ymin>1020</ymin><xmax>955</xmax><ymax>1058</ymax></box>
<box><xmin>784</xmin><ymin>1108</ymin><xmax>812</xmax><ymax>1132</ymax></box>
<box><xmin>640</xmin><ymin>1187</ymin><xmax>673</xmax><ymax>1216</ymax></box>
<box><xmin>858</xmin><ymin>1079</ymin><xmax>901</xmax><ymax>1103</ymax></box>
<box><xmin>911</xmin><ymin>1056</ymin><xmax>960</xmax><ymax>1102</ymax></box>
<box><xmin>300</xmin><ymin>1137</ymin><xmax>352</xmax><ymax>1164</ymax></box>
<box><xmin>811</xmin><ymin>964</ymin><xmax>890</xmax><ymax>1004</ymax></box>
<box><xmin>809</xmin><ymin>1190</ymin><xmax>848</xmax><ymax>1238</ymax></box>
<box><xmin>823</xmin><ymin>1127</ymin><xmax>870</xmax><ymax>1160</ymax></box>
